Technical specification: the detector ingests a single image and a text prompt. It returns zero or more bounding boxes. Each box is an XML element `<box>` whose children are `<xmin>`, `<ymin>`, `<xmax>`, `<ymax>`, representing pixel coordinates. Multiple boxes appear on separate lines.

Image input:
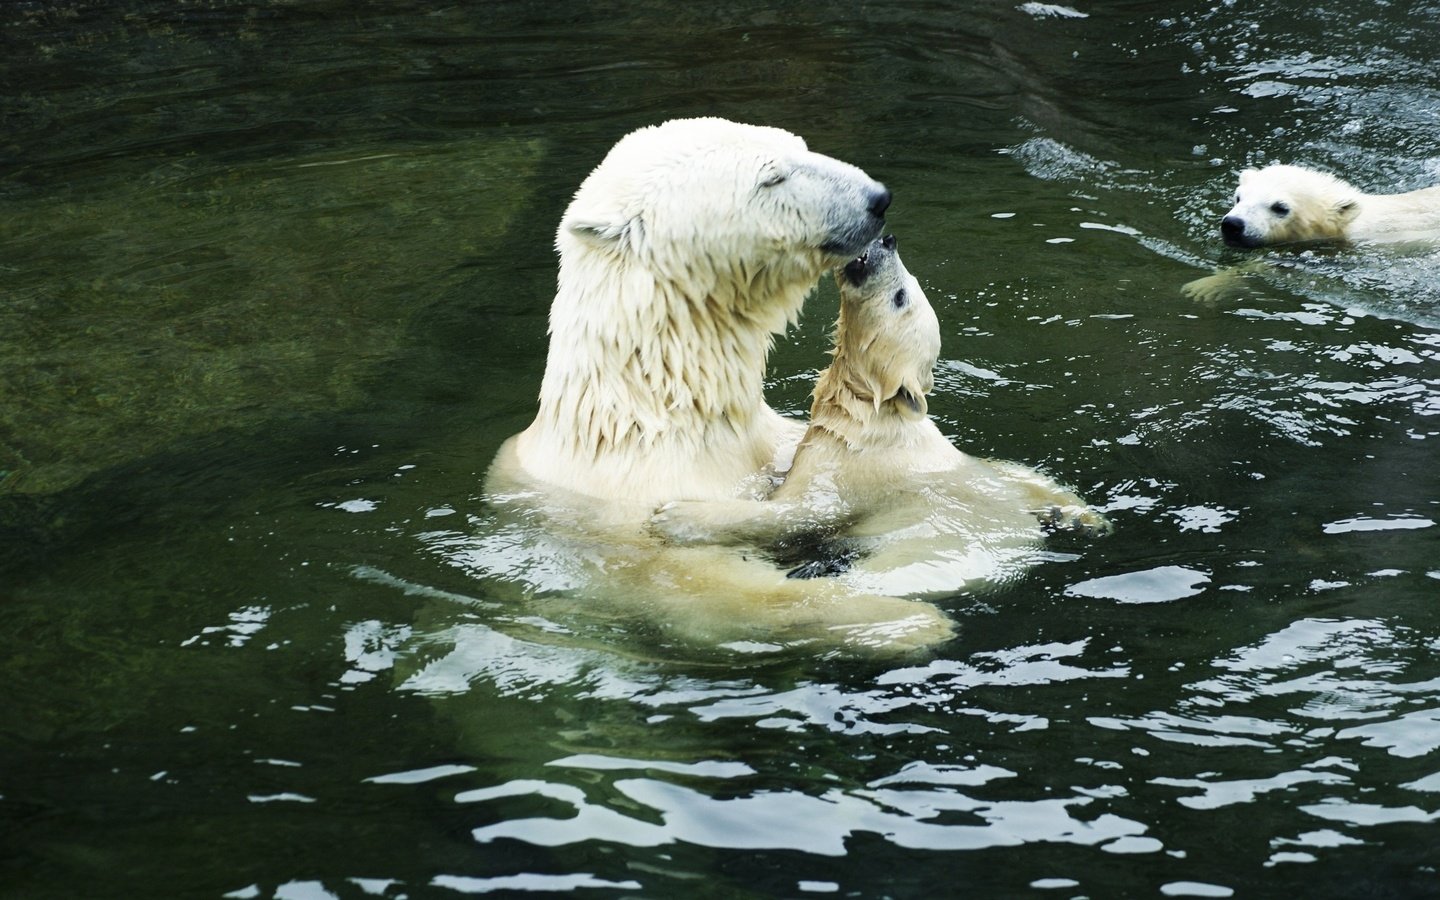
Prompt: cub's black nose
<box><xmin>881</xmin><ymin>234</ymin><xmax>897</xmax><ymax>250</ymax></box>
<box><xmin>868</xmin><ymin>187</ymin><xmax>892</xmax><ymax>219</ymax></box>
<box><xmin>1221</xmin><ymin>216</ymin><xmax>1245</xmax><ymax>239</ymax></box>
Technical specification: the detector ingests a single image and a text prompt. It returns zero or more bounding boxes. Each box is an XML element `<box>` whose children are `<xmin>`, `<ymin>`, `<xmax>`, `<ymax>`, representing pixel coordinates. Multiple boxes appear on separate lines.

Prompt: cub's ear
<box><xmin>894</xmin><ymin>384</ymin><xmax>928</xmax><ymax>418</ymax></box>
<box><xmin>1333</xmin><ymin>198</ymin><xmax>1360</xmax><ymax>222</ymax></box>
<box><xmin>885</xmin><ymin>370</ymin><xmax>931</xmax><ymax>420</ymax></box>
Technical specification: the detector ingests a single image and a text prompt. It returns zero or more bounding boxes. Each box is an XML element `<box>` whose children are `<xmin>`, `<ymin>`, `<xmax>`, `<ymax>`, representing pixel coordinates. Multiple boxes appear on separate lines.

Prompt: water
<box><xmin>3</xmin><ymin>1</ymin><xmax>1439</xmax><ymax>896</ymax></box>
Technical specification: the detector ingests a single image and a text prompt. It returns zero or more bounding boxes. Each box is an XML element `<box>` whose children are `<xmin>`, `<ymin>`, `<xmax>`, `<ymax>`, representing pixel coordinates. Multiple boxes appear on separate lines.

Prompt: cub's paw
<box><xmin>1039</xmin><ymin>504</ymin><xmax>1114</xmax><ymax>539</ymax></box>
<box><xmin>1181</xmin><ymin>272</ymin><xmax>1237</xmax><ymax>305</ymax></box>
<box><xmin>648</xmin><ymin>500</ymin><xmax>719</xmax><ymax>545</ymax></box>
<box><xmin>1181</xmin><ymin>268</ymin><xmax>1266</xmax><ymax>305</ymax></box>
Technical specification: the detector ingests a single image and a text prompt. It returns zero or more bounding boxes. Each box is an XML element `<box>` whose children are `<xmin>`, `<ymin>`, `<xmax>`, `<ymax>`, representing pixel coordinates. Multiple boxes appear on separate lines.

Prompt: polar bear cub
<box><xmin>1222</xmin><ymin>164</ymin><xmax>1440</xmax><ymax>248</ymax></box>
<box><xmin>652</xmin><ymin>235</ymin><xmax>1108</xmax><ymax>592</ymax></box>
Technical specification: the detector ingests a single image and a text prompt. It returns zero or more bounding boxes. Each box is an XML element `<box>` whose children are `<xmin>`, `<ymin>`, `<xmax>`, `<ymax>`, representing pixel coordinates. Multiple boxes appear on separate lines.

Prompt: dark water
<box><xmin>3</xmin><ymin>1</ymin><xmax>1439</xmax><ymax>897</ymax></box>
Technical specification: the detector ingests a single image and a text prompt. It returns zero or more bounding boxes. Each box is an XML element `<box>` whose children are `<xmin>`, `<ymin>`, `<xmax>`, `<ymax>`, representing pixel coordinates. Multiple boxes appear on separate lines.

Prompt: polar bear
<box><xmin>1221</xmin><ymin>164</ymin><xmax>1440</xmax><ymax>248</ymax></box>
<box><xmin>488</xmin><ymin>117</ymin><xmax>891</xmax><ymax>516</ymax></box>
<box><xmin>650</xmin><ymin>235</ymin><xmax>1109</xmax><ymax>595</ymax></box>
<box><xmin>474</xmin><ymin>119</ymin><xmax>961</xmax><ymax>652</ymax></box>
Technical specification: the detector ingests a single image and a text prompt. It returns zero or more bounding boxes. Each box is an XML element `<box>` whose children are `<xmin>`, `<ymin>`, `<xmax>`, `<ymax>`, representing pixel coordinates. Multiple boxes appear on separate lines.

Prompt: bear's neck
<box><xmin>1352</xmin><ymin>185</ymin><xmax>1440</xmax><ymax>240</ymax></box>
<box><xmin>806</xmin><ymin>352</ymin><xmax>918</xmax><ymax>452</ymax></box>
<box><xmin>527</xmin><ymin>252</ymin><xmax>810</xmax><ymax>481</ymax></box>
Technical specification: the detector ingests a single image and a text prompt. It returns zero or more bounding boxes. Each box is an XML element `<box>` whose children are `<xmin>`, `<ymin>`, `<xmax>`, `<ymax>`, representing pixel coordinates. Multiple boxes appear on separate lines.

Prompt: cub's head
<box><xmin>559</xmin><ymin>118</ymin><xmax>890</xmax><ymax>308</ymax></box>
<box><xmin>832</xmin><ymin>234</ymin><xmax>940</xmax><ymax>420</ymax></box>
<box><xmin>1220</xmin><ymin>164</ymin><xmax>1360</xmax><ymax>248</ymax></box>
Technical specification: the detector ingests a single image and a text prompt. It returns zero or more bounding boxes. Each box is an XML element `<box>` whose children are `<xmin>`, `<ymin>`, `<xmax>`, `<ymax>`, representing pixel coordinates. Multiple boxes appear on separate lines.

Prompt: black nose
<box><xmin>868</xmin><ymin>187</ymin><xmax>892</xmax><ymax>219</ymax></box>
<box><xmin>1221</xmin><ymin>215</ymin><xmax>1245</xmax><ymax>238</ymax></box>
<box><xmin>881</xmin><ymin>234</ymin><xmax>897</xmax><ymax>250</ymax></box>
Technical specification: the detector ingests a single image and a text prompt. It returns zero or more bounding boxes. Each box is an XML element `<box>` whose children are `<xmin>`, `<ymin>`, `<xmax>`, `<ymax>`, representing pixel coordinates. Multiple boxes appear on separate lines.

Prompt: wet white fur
<box><xmin>498</xmin><ymin>117</ymin><xmax>888</xmax><ymax>510</ymax></box>
<box><xmin>1226</xmin><ymin>164</ymin><xmax>1440</xmax><ymax>246</ymax></box>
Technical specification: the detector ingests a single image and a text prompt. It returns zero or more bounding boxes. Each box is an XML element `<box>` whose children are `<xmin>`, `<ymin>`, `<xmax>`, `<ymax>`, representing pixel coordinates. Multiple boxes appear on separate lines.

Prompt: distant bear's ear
<box><xmin>1334</xmin><ymin>198</ymin><xmax>1360</xmax><ymax>222</ymax></box>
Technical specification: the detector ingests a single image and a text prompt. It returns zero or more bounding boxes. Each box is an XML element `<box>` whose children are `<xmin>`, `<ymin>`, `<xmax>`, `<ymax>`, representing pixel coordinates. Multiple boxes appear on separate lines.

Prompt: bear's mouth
<box><xmin>840</xmin><ymin>234</ymin><xmax>896</xmax><ymax>287</ymax></box>
<box><xmin>841</xmin><ymin>250</ymin><xmax>871</xmax><ymax>287</ymax></box>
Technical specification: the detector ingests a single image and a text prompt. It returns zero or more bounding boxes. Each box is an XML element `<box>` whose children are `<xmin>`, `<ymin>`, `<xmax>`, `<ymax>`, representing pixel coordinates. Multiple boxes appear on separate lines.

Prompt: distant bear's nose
<box><xmin>868</xmin><ymin>187</ymin><xmax>892</xmax><ymax>219</ymax></box>
<box><xmin>1221</xmin><ymin>215</ymin><xmax>1245</xmax><ymax>239</ymax></box>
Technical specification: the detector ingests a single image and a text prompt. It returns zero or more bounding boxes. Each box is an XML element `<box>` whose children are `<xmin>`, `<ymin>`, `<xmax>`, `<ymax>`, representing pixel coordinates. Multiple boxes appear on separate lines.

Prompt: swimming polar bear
<box><xmin>650</xmin><ymin>235</ymin><xmax>1110</xmax><ymax>597</ymax></box>
<box><xmin>1221</xmin><ymin>164</ymin><xmax>1440</xmax><ymax>248</ymax></box>
<box><xmin>1185</xmin><ymin>163</ymin><xmax>1440</xmax><ymax>303</ymax></box>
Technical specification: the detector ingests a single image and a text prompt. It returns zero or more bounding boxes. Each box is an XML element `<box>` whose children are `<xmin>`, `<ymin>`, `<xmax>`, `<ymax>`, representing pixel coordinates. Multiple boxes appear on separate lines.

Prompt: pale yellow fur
<box><xmin>651</xmin><ymin>237</ymin><xmax>1109</xmax><ymax>599</ymax></box>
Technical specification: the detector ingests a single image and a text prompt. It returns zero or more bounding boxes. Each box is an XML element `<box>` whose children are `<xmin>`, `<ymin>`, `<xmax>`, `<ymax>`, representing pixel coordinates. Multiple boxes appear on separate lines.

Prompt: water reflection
<box><xmin>462</xmin><ymin>769</ymin><xmax>1148</xmax><ymax>855</ymax></box>
<box><xmin>405</xmin><ymin>634</ymin><xmax>1148</xmax><ymax>858</ymax></box>
<box><xmin>327</xmin><ymin>553</ymin><xmax>1440</xmax><ymax>884</ymax></box>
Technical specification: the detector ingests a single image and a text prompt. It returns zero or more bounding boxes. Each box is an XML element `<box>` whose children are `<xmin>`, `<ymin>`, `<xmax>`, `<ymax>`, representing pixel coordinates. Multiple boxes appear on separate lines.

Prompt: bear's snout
<box><xmin>819</xmin><ymin>181</ymin><xmax>891</xmax><ymax>258</ymax></box>
<box><xmin>868</xmin><ymin>188</ymin><xmax>893</xmax><ymax>221</ymax></box>
<box><xmin>1220</xmin><ymin>215</ymin><xmax>1252</xmax><ymax>247</ymax></box>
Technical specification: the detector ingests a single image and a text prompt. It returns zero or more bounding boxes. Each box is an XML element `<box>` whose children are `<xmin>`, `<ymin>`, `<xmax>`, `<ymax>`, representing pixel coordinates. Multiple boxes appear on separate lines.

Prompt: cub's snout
<box><xmin>1220</xmin><ymin>215</ymin><xmax>1253</xmax><ymax>247</ymax></box>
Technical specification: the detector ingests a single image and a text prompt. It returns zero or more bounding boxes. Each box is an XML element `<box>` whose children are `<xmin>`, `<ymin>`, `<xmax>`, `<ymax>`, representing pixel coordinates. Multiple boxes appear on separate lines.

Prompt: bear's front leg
<box><xmin>988</xmin><ymin>461</ymin><xmax>1113</xmax><ymax>539</ymax></box>
<box><xmin>1038</xmin><ymin>504</ymin><xmax>1114</xmax><ymax>539</ymax></box>
<box><xmin>649</xmin><ymin>495</ymin><xmax>848</xmax><ymax>546</ymax></box>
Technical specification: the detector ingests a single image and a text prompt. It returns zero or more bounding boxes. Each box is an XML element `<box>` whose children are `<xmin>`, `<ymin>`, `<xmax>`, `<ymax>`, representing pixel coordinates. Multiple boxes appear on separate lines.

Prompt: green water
<box><xmin>3</xmin><ymin>1</ymin><xmax>1439</xmax><ymax>897</ymax></box>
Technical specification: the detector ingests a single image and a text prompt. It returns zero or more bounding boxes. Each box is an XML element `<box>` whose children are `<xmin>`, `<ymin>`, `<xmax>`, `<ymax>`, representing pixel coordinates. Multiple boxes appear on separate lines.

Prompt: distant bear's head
<box><xmin>558</xmin><ymin>118</ymin><xmax>890</xmax><ymax>308</ymax></box>
<box><xmin>832</xmin><ymin>234</ymin><xmax>939</xmax><ymax>420</ymax></box>
<box><xmin>1221</xmin><ymin>164</ymin><xmax>1361</xmax><ymax>248</ymax></box>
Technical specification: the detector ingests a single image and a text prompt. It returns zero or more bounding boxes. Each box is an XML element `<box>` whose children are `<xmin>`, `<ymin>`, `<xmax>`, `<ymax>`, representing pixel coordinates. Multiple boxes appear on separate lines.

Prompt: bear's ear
<box><xmin>566</xmin><ymin>215</ymin><xmax>640</xmax><ymax>251</ymax></box>
<box><xmin>894</xmin><ymin>383</ymin><xmax>928</xmax><ymax>419</ymax></box>
<box><xmin>909</xmin><ymin>368</ymin><xmax>935</xmax><ymax>417</ymax></box>
<box><xmin>1333</xmin><ymin>198</ymin><xmax>1360</xmax><ymax>222</ymax></box>
<box><xmin>872</xmin><ymin>367</ymin><xmax>931</xmax><ymax>420</ymax></box>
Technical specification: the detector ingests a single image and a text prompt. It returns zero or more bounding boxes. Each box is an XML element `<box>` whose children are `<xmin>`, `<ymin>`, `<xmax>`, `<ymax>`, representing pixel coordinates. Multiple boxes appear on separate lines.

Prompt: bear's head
<box><xmin>831</xmin><ymin>234</ymin><xmax>939</xmax><ymax>421</ymax></box>
<box><xmin>1220</xmin><ymin>164</ymin><xmax>1361</xmax><ymax>248</ymax></box>
<box><xmin>558</xmin><ymin>118</ymin><xmax>890</xmax><ymax>312</ymax></box>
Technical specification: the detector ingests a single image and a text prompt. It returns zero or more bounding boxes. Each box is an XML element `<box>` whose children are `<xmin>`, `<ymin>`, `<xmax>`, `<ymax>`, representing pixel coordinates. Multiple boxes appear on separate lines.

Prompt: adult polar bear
<box><xmin>483</xmin><ymin>118</ymin><xmax>968</xmax><ymax>651</ymax></box>
<box><xmin>496</xmin><ymin>117</ymin><xmax>891</xmax><ymax>509</ymax></box>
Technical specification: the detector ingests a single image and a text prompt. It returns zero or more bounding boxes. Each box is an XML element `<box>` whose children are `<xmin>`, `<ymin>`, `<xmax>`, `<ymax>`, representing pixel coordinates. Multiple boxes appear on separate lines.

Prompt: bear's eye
<box><xmin>759</xmin><ymin>172</ymin><xmax>787</xmax><ymax>188</ymax></box>
<box><xmin>1270</xmin><ymin>201</ymin><xmax>1290</xmax><ymax>217</ymax></box>
<box><xmin>892</xmin><ymin>289</ymin><xmax>907</xmax><ymax>309</ymax></box>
